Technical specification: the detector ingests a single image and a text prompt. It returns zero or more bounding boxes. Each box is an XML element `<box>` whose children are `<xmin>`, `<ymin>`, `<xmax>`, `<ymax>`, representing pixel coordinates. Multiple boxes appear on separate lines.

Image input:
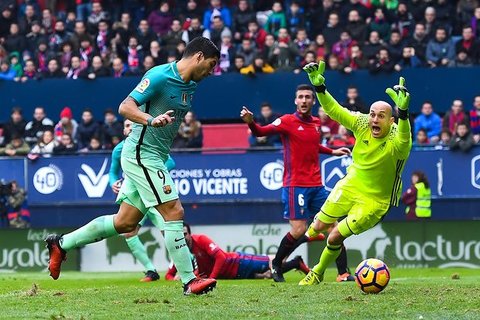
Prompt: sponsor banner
<box><xmin>0</xmin><ymin>158</ymin><xmax>26</xmax><ymax>188</ymax></box>
<box><xmin>80</xmin><ymin>223</ymin><xmax>306</xmax><ymax>272</ymax></box>
<box><xmin>308</xmin><ymin>221</ymin><xmax>480</xmax><ymax>269</ymax></box>
<box><xmin>27</xmin><ymin>155</ymin><xmax>114</xmax><ymax>204</ymax></box>
<box><xmin>0</xmin><ymin>228</ymin><xmax>79</xmax><ymax>272</ymax></box>
<box><xmin>2</xmin><ymin>147</ymin><xmax>479</xmax><ymax>204</ymax></box>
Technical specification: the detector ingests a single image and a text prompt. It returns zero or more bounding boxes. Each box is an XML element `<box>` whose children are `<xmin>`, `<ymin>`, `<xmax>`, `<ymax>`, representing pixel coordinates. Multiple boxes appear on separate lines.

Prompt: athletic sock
<box><xmin>164</xmin><ymin>220</ymin><xmax>196</xmax><ymax>285</ymax></box>
<box><xmin>272</xmin><ymin>232</ymin><xmax>297</xmax><ymax>266</ymax></box>
<box><xmin>335</xmin><ymin>245</ymin><xmax>349</xmax><ymax>274</ymax></box>
<box><xmin>60</xmin><ymin>215</ymin><xmax>118</xmax><ymax>251</ymax></box>
<box><xmin>312</xmin><ymin>243</ymin><xmax>343</xmax><ymax>276</ymax></box>
<box><xmin>281</xmin><ymin>257</ymin><xmax>300</xmax><ymax>273</ymax></box>
<box><xmin>126</xmin><ymin>235</ymin><xmax>156</xmax><ymax>272</ymax></box>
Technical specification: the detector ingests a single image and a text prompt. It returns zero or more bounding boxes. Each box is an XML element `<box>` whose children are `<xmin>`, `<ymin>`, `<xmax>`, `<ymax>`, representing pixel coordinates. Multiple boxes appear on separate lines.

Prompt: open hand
<box><xmin>303</xmin><ymin>61</ymin><xmax>326</xmax><ymax>86</ymax></box>
<box><xmin>385</xmin><ymin>77</ymin><xmax>410</xmax><ymax>111</ymax></box>
<box><xmin>332</xmin><ymin>147</ymin><xmax>351</xmax><ymax>156</ymax></box>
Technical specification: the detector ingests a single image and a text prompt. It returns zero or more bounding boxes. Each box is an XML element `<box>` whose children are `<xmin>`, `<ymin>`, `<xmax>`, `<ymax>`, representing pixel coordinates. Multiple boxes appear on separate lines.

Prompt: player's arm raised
<box><xmin>386</xmin><ymin>77</ymin><xmax>413</xmax><ymax>158</ymax></box>
<box><xmin>303</xmin><ymin>62</ymin><xmax>358</xmax><ymax>131</ymax></box>
<box><xmin>240</xmin><ymin>106</ymin><xmax>280</xmax><ymax>136</ymax></box>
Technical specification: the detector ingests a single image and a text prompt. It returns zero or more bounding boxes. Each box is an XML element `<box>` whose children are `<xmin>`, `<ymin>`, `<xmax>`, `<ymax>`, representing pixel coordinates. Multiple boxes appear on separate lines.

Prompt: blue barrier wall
<box><xmin>1</xmin><ymin>146</ymin><xmax>478</xmax><ymax>227</ymax></box>
<box><xmin>2</xmin><ymin>67</ymin><xmax>480</xmax><ymax>121</ymax></box>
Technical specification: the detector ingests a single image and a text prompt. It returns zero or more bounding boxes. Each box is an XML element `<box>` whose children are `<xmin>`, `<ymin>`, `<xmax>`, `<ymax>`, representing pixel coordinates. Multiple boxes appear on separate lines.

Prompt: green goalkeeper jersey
<box><xmin>320</xmin><ymin>92</ymin><xmax>412</xmax><ymax>206</ymax></box>
<box><xmin>123</xmin><ymin>62</ymin><xmax>196</xmax><ymax>162</ymax></box>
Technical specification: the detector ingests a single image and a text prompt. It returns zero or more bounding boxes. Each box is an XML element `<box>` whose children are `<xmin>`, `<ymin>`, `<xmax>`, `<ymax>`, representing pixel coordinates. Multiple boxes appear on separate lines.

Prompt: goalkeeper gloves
<box><xmin>303</xmin><ymin>61</ymin><xmax>326</xmax><ymax>91</ymax></box>
<box><xmin>385</xmin><ymin>77</ymin><xmax>410</xmax><ymax>111</ymax></box>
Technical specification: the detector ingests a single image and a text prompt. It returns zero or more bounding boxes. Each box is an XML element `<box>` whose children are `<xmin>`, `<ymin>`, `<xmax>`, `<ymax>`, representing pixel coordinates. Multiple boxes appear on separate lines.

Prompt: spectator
<box><xmin>182</xmin><ymin>17</ymin><xmax>207</xmax><ymax>44</ymax></box>
<box><xmin>341</xmin><ymin>86</ymin><xmax>368</xmax><ymax>113</ymax></box>
<box><xmin>329</xmin><ymin>125</ymin><xmax>355</xmax><ymax>147</ymax></box>
<box><xmin>215</xmin><ymin>33</ymin><xmax>236</xmax><ymax>74</ymax></box>
<box><xmin>204</xmin><ymin>16</ymin><xmax>231</xmax><ymax>48</ymax></box>
<box><xmin>59</xmin><ymin>41</ymin><xmax>74</xmax><ymax>73</ymax></box>
<box><xmin>237</xmin><ymin>38</ymin><xmax>256</xmax><ymax>66</ymax></box>
<box><xmin>457</xmin><ymin>0</ymin><xmax>479</xmax><ymax>27</ymax></box>
<box><xmin>26</xmin><ymin>21</ymin><xmax>47</xmax><ymax>54</ymax></box>
<box><xmin>76</xmin><ymin>108</ymin><xmax>101</xmax><ymax>150</ymax></box>
<box><xmin>232</xmin><ymin>0</ymin><xmax>256</xmax><ymax>42</ymax></box>
<box><xmin>147</xmin><ymin>1</ymin><xmax>174</xmax><ymax>37</ymax></box>
<box><xmin>313</xmin><ymin>34</ymin><xmax>330</xmax><ymax>62</ymax></box>
<box><xmin>19</xmin><ymin>4</ymin><xmax>38</xmax><ymax>35</ymax></box>
<box><xmin>136</xmin><ymin>19</ymin><xmax>157</xmax><ymax>54</ymax></box>
<box><xmin>393</xmin><ymin>2</ymin><xmax>415</xmax><ymax>39</ymax></box>
<box><xmin>80</xmin><ymin>135</ymin><xmax>104</xmax><ymax>152</ymax></box>
<box><xmin>78</xmin><ymin>36</ymin><xmax>97</xmax><ymax>69</ymax></box>
<box><xmin>435</xmin><ymin>0</ymin><xmax>456</xmax><ymax>27</ymax></box>
<box><xmin>53</xmin><ymin>133</ymin><xmax>78</xmax><ymax>155</ymax></box>
<box><xmin>455</xmin><ymin>26</ymin><xmax>479</xmax><ymax>63</ymax></box>
<box><xmin>469</xmin><ymin>95</ymin><xmax>480</xmax><ymax>143</ymax></box>
<box><xmin>87</xmin><ymin>1</ymin><xmax>110</xmax><ymax>34</ymax></box>
<box><xmin>232</xmin><ymin>55</ymin><xmax>246</xmax><ymax>72</ymax></box>
<box><xmin>0</xmin><ymin>60</ymin><xmax>15</xmax><ymax>81</ymax></box>
<box><xmin>49</xmin><ymin>20</ymin><xmax>72</xmax><ymax>53</ymax></box>
<box><xmin>178</xmin><ymin>0</ymin><xmax>203</xmax><ymax>26</ymax></box>
<box><xmin>407</xmin><ymin>23</ymin><xmax>429</xmax><ymax>64</ymax></box>
<box><xmin>5</xmin><ymin>23</ymin><xmax>27</xmax><ymax>54</ymax></box>
<box><xmin>438</xmin><ymin>129</ymin><xmax>452</xmax><ymax>147</ymax></box>
<box><xmin>77</xmin><ymin>0</ymin><xmax>93</xmax><ymax>22</ymax></box>
<box><xmin>147</xmin><ymin>40</ymin><xmax>168</xmax><ymax>65</ymax></box>
<box><xmin>243</xmin><ymin>20</ymin><xmax>268</xmax><ymax>52</ymax></box>
<box><xmin>426</xmin><ymin>27</ymin><xmax>455</xmax><ymax>67</ymax></box>
<box><xmin>269</xmin><ymin>28</ymin><xmax>300</xmax><ymax>71</ymax></box>
<box><xmin>172</xmin><ymin>111</ymin><xmax>203</xmax><ymax>148</ymax></box>
<box><xmin>401</xmin><ymin>171</ymin><xmax>432</xmax><ymax>220</ymax></box>
<box><xmin>341</xmin><ymin>44</ymin><xmax>369</xmax><ymax>73</ymax></box>
<box><xmin>341</xmin><ymin>0</ymin><xmax>371</xmax><ymax>22</ymax></box>
<box><xmin>101</xmin><ymin>108</ymin><xmax>124</xmax><ymax>149</ymax></box>
<box><xmin>0</xmin><ymin>135</ymin><xmax>30</xmax><ymax>156</ymax></box>
<box><xmin>111</xmin><ymin>57</ymin><xmax>126</xmax><ymax>78</ymax></box>
<box><xmin>34</xmin><ymin>40</ymin><xmax>55</xmax><ymax>74</ymax></box>
<box><xmin>415</xmin><ymin>128</ymin><xmax>430</xmax><ymax>145</ymax></box>
<box><xmin>386</xmin><ymin>29</ymin><xmax>404</xmax><ymax>63</ymax></box>
<box><xmin>394</xmin><ymin>46</ymin><xmax>422</xmax><ymax>71</ymax></box>
<box><xmin>443</xmin><ymin>99</ymin><xmax>468</xmax><ymax>134</ymax></box>
<box><xmin>70</xmin><ymin>21</ymin><xmax>91</xmax><ymax>51</ymax></box>
<box><xmin>450</xmin><ymin>122</ymin><xmax>474</xmax><ymax>152</ymax></box>
<box><xmin>29</xmin><ymin>130</ymin><xmax>56</xmax><ymax>157</ymax></box>
<box><xmin>323</xmin><ymin>12</ymin><xmax>342</xmax><ymax>51</ymax></box>
<box><xmin>79</xmin><ymin>55</ymin><xmax>111</xmax><ymax>79</ymax></box>
<box><xmin>422</xmin><ymin>6</ymin><xmax>442</xmax><ymax>38</ymax></box>
<box><xmin>0</xmin><ymin>7</ymin><xmax>15</xmax><ymax>40</ymax></box>
<box><xmin>8</xmin><ymin>52</ymin><xmax>23</xmax><ymax>81</ymax></box>
<box><xmin>65</xmin><ymin>55</ymin><xmax>83</xmax><ymax>79</ymax></box>
<box><xmin>95</xmin><ymin>20</ymin><xmax>112</xmax><ymax>56</ymax></box>
<box><xmin>162</xmin><ymin>19</ymin><xmax>184</xmax><ymax>53</ymax></box>
<box><xmin>318</xmin><ymin>106</ymin><xmax>339</xmax><ymax>138</ymax></box>
<box><xmin>117</xmin><ymin>36</ymin><xmax>143</xmax><ymax>75</ymax></box>
<box><xmin>326</xmin><ymin>54</ymin><xmax>342</xmax><ymax>71</ymax></box>
<box><xmin>363</xmin><ymin>31</ymin><xmax>383</xmax><ymax>60</ymax></box>
<box><xmin>54</xmin><ymin>107</ymin><xmax>78</xmax><ymax>143</ymax></box>
<box><xmin>140</xmin><ymin>55</ymin><xmax>155</xmax><ymax>73</ymax></box>
<box><xmin>20</xmin><ymin>59</ymin><xmax>39</xmax><ymax>82</ymax></box>
<box><xmin>472</xmin><ymin>6</ymin><xmax>480</xmax><ymax>37</ymax></box>
<box><xmin>286</xmin><ymin>1</ymin><xmax>306</xmax><ymax>36</ymax></box>
<box><xmin>248</xmin><ymin>102</ymin><xmax>281</xmax><ymax>147</ymax></box>
<box><xmin>369</xmin><ymin>7</ymin><xmax>391</xmax><ymax>42</ymax></box>
<box><xmin>295</xmin><ymin>50</ymin><xmax>317</xmax><ymax>72</ymax></box>
<box><xmin>115</xmin><ymin>12</ymin><xmax>135</xmax><ymax>47</ymax></box>
<box><xmin>264</xmin><ymin>1</ymin><xmax>287</xmax><ymax>37</ymax></box>
<box><xmin>448</xmin><ymin>48</ymin><xmax>475</xmax><ymax>67</ymax></box>
<box><xmin>240</xmin><ymin>55</ymin><xmax>275</xmax><ymax>75</ymax></box>
<box><xmin>345</xmin><ymin>9</ymin><xmax>368</xmax><ymax>43</ymax></box>
<box><xmin>2</xmin><ymin>107</ymin><xmax>27</xmax><ymax>145</ymax></box>
<box><xmin>414</xmin><ymin>101</ymin><xmax>442</xmax><ymax>143</ymax></box>
<box><xmin>41</xmin><ymin>8</ymin><xmax>55</xmax><ymax>35</ymax></box>
<box><xmin>369</xmin><ymin>48</ymin><xmax>396</xmax><ymax>74</ymax></box>
<box><xmin>203</xmin><ymin>0</ymin><xmax>232</xmax><ymax>31</ymax></box>
<box><xmin>331</xmin><ymin>31</ymin><xmax>357</xmax><ymax>65</ymax></box>
<box><xmin>293</xmin><ymin>28</ymin><xmax>310</xmax><ymax>59</ymax></box>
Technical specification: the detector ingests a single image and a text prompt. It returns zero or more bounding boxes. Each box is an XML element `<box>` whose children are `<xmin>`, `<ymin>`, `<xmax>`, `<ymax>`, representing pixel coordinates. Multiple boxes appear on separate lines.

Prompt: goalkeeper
<box><xmin>299</xmin><ymin>62</ymin><xmax>412</xmax><ymax>285</ymax></box>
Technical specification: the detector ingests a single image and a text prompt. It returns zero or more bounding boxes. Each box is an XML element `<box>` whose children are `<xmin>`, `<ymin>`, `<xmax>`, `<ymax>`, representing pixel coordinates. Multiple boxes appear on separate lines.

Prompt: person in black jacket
<box><xmin>79</xmin><ymin>55</ymin><xmax>111</xmax><ymax>79</ymax></box>
<box><xmin>75</xmin><ymin>108</ymin><xmax>101</xmax><ymax>149</ymax></box>
<box><xmin>42</xmin><ymin>58</ymin><xmax>66</xmax><ymax>79</ymax></box>
<box><xmin>2</xmin><ymin>107</ymin><xmax>27</xmax><ymax>146</ymax></box>
<box><xmin>53</xmin><ymin>133</ymin><xmax>78</xmax><ymax>155</ymax></box>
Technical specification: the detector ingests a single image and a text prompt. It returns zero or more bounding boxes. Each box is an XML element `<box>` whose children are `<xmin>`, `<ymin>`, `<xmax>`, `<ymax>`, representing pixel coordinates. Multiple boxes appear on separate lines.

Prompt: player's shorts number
<box><xmin>298</xmin><ymin>194</ymin><xmax>304</xmax><ymax>206</ymax></box>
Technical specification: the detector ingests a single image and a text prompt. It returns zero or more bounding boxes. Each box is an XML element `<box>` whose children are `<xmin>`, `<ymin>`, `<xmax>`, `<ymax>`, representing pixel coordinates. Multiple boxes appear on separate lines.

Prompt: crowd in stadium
<box><xmin>0</xmin><ymin>0</ymin><xmax>479</xmax><ymax>155</ymax></box>
<box><xmin>0</xmin><ymin>0</ymin><xmax>480</xmax><ymax>81</ymax></box>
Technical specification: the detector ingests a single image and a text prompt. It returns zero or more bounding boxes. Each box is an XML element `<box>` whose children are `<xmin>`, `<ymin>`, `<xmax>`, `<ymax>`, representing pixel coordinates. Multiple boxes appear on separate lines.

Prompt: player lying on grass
<box><xmin>240</xmin><ymin>85</ymin><xmax>354</xmax><ymax>283</ymax></box>
<box><xmin>165</xmin><ymin>223</ymin><xmax>316</xmax><ymax>280</ymax></box>
<box><xmin>45</xmin><ymin>37</ymin><xmax>220</xmax><ymax>295</ymax></box>
<box><xmin>299</xmin><ymin>61</ymin><xmax>412</xmax><ymax>285</ymax></box>
<box><xmin>109</xmin><ymin>118</ymin><xmax>176</xmax><ymax>282</ymax></box>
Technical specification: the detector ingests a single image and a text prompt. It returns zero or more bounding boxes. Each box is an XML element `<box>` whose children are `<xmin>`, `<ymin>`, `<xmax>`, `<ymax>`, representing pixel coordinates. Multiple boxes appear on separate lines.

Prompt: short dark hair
<box><xmin>11</xmin><ymin>107</ymin><xmax>22</xmax><ymax>115</ymax></box>
<box><xmin>260</xmin><ymin>102</ymin><xmax>272</xmax><ymax>109</ymax></box>
<box><xmin>183</xmin><ymin>37</ymin><xmax>220</xmax><ymax>60</ymax></box>
<box><xmin>183</xmin><ymin>222</ymin><xmax>191</xmax><ymax>234</ymax></box>
<box><xmin>296</xmin><ymin>84</ymin><xmax>315</xmax><ymax>94</ymax></box>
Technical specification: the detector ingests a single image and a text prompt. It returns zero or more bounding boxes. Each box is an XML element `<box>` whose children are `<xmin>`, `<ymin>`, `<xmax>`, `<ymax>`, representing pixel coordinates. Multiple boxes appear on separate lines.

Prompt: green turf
<box><xmin>1</xmin><ymin>268</ymin><xmax>479</xmax><ymax>320</ymax></box>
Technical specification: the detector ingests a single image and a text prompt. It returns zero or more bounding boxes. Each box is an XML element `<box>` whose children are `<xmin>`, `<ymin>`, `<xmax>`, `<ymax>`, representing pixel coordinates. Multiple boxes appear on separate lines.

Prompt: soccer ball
<box><xmin>354</xmin><ymin>258</ymin><xmax>390</xmax><ymax>294</ymax></box>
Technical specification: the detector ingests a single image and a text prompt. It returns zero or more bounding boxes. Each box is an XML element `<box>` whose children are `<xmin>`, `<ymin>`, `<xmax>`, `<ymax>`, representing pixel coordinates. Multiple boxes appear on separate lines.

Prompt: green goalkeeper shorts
<box><xmin>317</xmin><ymin>178</ymin><xmax>390</xmax><ymax>237</ymax></box>
<box><xmin>116</xmin><ymin>156</ymin><xmax>178</xmax><ymax>213</ymax></box>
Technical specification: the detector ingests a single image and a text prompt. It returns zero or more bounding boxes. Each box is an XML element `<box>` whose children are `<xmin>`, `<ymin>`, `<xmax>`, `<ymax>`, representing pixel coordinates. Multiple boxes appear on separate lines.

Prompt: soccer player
<box><xmin>240</xmin><ymin>85</ymin><xmax>352</xmax><ymax>282</ymax></box>
<box><xmin>299</xmin><ymin>61</ymin><xmax>412</xmax><ymax>285</ymax></box>
<box><xmin>45</xmin><ymin>37</ymin><xmax>220</xmax><ymax>295</ymax></box>
<box><xmin>109</xmin><ymin>118</ymin><xmax>176</xmax><ymax>282</ymax></box>
<box><xmin>165</xmin><ymin>223</ymin><xmax>311</xmax><ymax>280</ymax></box>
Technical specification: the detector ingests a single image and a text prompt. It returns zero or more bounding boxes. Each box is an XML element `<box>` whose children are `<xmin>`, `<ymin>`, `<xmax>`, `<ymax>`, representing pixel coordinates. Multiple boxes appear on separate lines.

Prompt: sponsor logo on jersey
<box><xmin>297</xmin><ymin>125</ymin><xmax>304</xmax><ymax>131</ymax></box>
<box><xmin>272</xmin><ymin>118</ymin><xmax>281</xmax><ymax>126</ymax></box>
<box><xmin>78</xmin><ymin>158</ymin><xmax>110</xmax><ymax>198</ymax></box>
<box><xmin>163</xmin><ymin>185</ymin><xmax>172</xmax><ymax>194</ymax></box>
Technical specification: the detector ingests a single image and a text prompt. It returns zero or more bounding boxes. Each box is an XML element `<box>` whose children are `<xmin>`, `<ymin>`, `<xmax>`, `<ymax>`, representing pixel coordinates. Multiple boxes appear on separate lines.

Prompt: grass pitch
<box><xmin>1</xmin><ymin>268</ymin><xmax>479</xmax><ymax>320</ymax></box>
